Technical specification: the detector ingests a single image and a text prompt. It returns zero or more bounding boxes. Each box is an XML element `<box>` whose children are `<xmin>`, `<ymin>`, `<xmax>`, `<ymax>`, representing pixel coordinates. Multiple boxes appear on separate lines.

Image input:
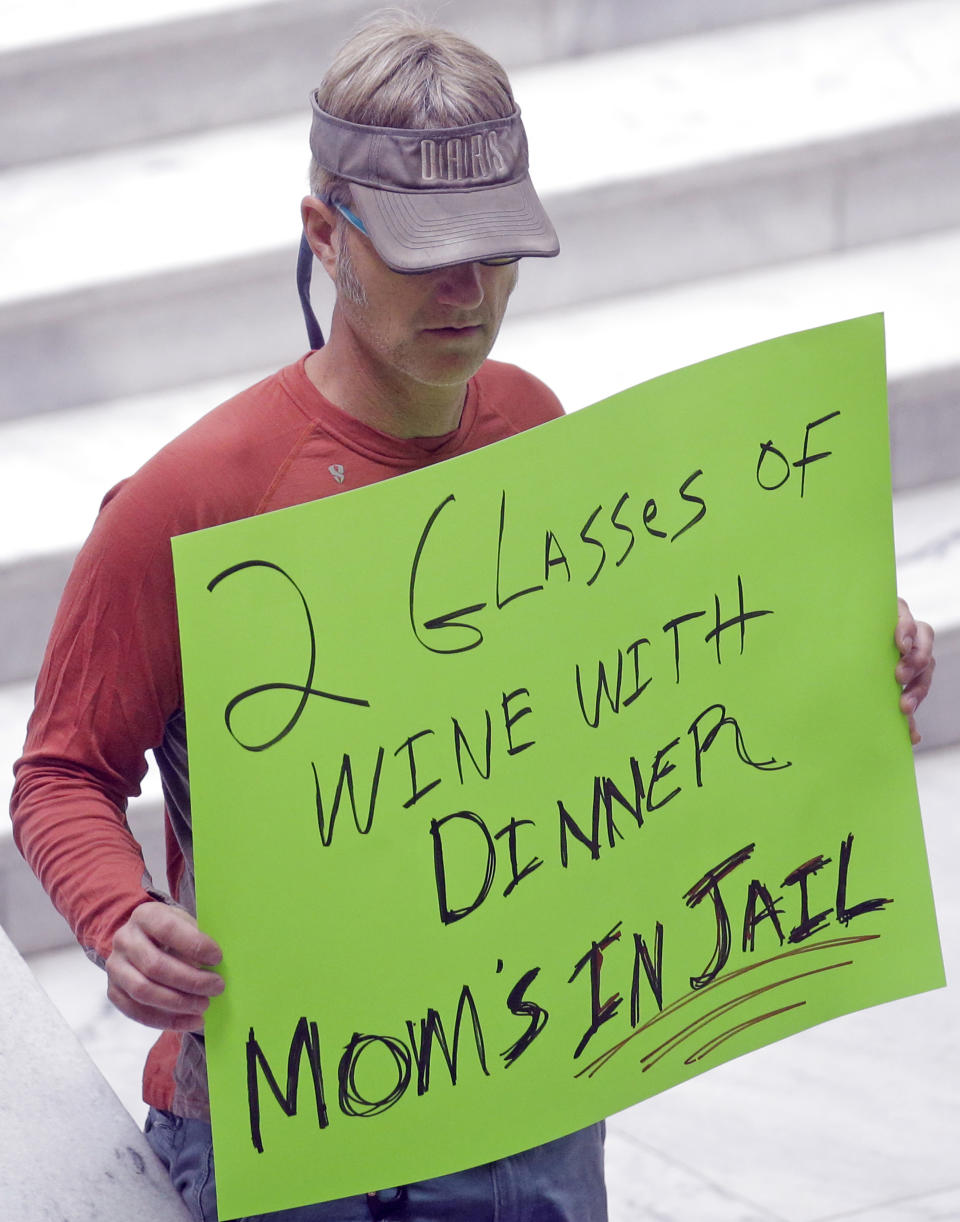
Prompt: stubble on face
<box><xmin>310</xmin><ymin>222</ymin><xmax>522</xmax><ymax>435</ymax></box>
<box><xmin>334</xmin><ymin>228</ymin><xmax>518</xmax><ymax>392</ymax></box>
<box><xmin>335</xmin><ymin>228</ymin><xmax>368</xmax><ymax>307</ymax></box>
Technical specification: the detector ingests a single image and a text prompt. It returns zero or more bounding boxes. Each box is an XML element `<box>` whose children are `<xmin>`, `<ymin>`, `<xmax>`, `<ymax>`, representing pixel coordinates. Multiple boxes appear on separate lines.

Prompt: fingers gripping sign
<box><xmin>106</xmin><ymin>901</ymin><xmax>224</xmax><ymax>1031</ymax></box>
<box><xmin>895</xmin><ymin>597</ymin><xmax>936</xmax><ymax>746</ymax></box>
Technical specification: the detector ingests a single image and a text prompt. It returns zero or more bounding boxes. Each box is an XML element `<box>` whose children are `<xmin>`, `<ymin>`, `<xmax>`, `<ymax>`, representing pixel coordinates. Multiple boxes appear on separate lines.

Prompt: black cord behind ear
<box><xmin>297</xmin><ymin>231</ymin><xmax>325</xmax><ymax>350</ymax></box>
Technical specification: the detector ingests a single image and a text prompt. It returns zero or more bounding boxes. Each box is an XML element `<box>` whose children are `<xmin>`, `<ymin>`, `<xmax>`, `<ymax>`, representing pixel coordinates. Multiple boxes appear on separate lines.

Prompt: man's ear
<box><xmin>301</xmin><ymin>196</ymin><xmax>340</xmax><ymax>281</ymax></box>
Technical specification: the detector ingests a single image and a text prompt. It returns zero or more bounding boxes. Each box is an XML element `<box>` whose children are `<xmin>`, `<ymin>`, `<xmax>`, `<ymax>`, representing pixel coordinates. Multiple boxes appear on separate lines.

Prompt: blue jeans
<box><xmin>144</xmin><ymin>1107</ymin><xmax>607</xmax><ymax>1222</ymax></box>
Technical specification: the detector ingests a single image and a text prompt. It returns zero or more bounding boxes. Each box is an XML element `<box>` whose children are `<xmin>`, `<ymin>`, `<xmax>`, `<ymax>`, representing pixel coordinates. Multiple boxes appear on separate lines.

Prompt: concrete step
<box><xmin>496</xmin><ymin>226</ymin><xmax>960</xmax><ymax>489</ymax></box>
<box><xmin>2</xmin><ymin>224</ymin><xmax>960</xmax><ymax>686</ymax></box>
<box><xmin>3</xmin><ymin>0</ymin><xmax>959</xmax><ymax>419</ymax></box>
<box><xmin>1</xmin><ymin>0</ymin><xmax>870</xmax><ymax>165</ymax></box>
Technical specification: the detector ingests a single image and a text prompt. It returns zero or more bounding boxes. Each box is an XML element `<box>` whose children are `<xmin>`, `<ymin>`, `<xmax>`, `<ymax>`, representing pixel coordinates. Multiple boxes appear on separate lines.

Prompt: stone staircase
<box><xmin>2</xmin><ymin>0</ymin><xmax>958</xmax><ymax>955</ymax></box>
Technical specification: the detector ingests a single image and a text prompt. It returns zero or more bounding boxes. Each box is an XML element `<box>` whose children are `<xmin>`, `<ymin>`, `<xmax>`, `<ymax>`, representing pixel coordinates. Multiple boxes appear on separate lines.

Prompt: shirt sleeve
<box><xmin>9</xmin><ymin>476</ymin><xmax>185</xmax><ymax>965</ymax></box>
<box><xmin>9</xmin><ymin>368</ymin><xmax>312</xmax><ymax>966</ymax></box>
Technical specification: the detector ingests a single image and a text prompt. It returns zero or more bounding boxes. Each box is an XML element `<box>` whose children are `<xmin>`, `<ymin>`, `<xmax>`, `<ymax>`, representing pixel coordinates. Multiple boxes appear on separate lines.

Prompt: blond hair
<box><xmin>309</xmin><ymin>9</ymin><xmax>516</xmax><ymax>203</ymax></box>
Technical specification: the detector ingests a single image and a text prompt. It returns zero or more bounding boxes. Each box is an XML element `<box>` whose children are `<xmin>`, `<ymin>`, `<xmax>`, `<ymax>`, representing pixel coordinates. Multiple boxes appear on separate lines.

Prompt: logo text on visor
<box><xmin>419</xmin><ymin>132</ymin><xmax>508</xmax><ymax>184</ymax></box>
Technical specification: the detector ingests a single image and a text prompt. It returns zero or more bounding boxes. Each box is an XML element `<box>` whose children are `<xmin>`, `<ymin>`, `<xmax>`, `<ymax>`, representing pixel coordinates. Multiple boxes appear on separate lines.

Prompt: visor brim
<box><xmin>350</xmin><ymin>177</ymin><xmax>559</xmax><ymax>273</ymax></box>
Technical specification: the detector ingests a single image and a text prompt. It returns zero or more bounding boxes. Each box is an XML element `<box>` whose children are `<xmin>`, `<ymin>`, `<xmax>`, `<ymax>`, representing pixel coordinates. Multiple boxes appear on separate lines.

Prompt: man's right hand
<box><xmin>106</xmin><ymin>901</ymin><xmax>224</xmax><ymax>1031</ymax></box>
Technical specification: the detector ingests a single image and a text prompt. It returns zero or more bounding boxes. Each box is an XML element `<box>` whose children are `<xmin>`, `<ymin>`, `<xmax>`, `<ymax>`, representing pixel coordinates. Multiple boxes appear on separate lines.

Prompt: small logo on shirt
<box><xmin>329</xmin><ymin>464</ymin><xmax>345</xmax><ymax>484</ymax></box>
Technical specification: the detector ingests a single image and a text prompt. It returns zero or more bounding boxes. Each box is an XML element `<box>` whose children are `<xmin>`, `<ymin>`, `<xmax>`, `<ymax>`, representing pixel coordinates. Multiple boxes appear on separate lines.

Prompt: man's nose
<box><xmin>433</xmin><ymin>261</ymin><xmax>485</xmax><ymax>308</ymax></box>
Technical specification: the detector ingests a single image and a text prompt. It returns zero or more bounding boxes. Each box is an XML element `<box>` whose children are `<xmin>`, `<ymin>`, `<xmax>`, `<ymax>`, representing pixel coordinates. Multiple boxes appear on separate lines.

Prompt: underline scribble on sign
<box><xmin>574</xmin><ymin>933</ymin><xmax>879</xmax><ymax>1079</ymax></box>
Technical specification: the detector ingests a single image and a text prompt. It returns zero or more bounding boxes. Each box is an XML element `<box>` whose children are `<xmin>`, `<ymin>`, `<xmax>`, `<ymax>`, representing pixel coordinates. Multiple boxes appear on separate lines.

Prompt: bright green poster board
<box><xmin>173</xmin><ymin>315</ymin><xmax>944</xmax><ymax>1219</ymax></box>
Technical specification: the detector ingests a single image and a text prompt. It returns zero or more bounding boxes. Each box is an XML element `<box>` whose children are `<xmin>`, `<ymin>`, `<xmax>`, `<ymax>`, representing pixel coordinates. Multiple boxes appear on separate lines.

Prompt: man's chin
<box><xmin>406</xmin><ymin>338</ymin><xmax>495</xmax><ymax>386</ymax></box>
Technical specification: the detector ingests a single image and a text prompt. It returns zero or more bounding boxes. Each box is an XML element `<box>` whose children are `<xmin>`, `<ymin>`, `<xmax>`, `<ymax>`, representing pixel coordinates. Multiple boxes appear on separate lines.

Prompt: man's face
<box><xmin>333</xmin><ymin>221</ymin><xmax>519</xmax><ymax>390</ymax></box>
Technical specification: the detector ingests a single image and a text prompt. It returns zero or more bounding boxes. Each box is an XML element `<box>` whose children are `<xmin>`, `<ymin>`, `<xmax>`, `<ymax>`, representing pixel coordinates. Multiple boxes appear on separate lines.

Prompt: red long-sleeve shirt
<box><xmin>10</xmin><ymin>354</ymin><xmax>562</xmax><ymax>1116</ymax></box>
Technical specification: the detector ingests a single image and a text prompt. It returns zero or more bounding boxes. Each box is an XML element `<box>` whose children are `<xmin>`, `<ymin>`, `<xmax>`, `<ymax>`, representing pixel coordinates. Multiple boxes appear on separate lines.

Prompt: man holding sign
<box><xmin>10</xmin><ymin>12</ymin><xmax>935</xmax><ymax>1222</ymax></box>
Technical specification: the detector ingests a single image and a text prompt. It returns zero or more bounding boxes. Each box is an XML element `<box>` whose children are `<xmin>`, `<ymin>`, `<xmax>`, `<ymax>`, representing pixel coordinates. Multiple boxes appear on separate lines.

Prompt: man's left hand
<box><xmin>895</xmin><ymin>597</ymin><xmax>936</xmax><ymax>746</ymax></box>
